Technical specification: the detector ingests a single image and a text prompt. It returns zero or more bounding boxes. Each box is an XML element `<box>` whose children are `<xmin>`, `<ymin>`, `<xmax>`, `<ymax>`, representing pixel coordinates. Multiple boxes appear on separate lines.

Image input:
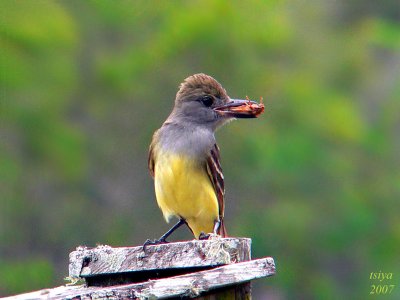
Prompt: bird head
<box><xmin>169</xmin><ymin>73</ymin><xmax>264</xmax><ymax>130</ymax></box>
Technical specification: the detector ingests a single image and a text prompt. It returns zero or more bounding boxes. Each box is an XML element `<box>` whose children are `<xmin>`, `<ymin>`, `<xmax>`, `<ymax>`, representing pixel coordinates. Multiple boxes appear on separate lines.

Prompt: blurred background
<box><xmin>1</xmin><ymin>0</ymin><xmax>399</xmax><ymax>298</ymax></box>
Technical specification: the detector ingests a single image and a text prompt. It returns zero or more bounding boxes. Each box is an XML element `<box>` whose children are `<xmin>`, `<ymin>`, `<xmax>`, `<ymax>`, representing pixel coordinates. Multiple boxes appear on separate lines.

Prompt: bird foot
<box><xmin>142</xmin><ymin>238</ymin><xmax>168</xmax><ymax>251</ymax></box>
<box><xmin>198</xmin><ymin>232</ymin><xmax>210</xmax><ymax>240</ymax></box>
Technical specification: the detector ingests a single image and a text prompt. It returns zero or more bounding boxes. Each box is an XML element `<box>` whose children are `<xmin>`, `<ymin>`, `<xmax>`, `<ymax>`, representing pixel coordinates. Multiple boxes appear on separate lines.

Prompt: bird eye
<box><xmin>201</xmin><ymin>95</ymin><xmax>214</xmax><ymax>107</ymax></box>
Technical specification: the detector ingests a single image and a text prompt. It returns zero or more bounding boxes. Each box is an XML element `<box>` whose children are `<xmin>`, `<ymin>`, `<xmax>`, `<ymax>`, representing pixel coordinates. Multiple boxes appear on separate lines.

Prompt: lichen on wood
<box><xmin>69</xmin><ymin>237</ymin><xmax>251</xmax><ymax>280</ymax></box>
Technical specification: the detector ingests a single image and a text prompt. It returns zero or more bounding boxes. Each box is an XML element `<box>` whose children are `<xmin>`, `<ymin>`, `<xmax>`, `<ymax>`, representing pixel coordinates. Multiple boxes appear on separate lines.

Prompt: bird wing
<box><xmin>206</xmin><ymin>144</ymin><xmax>227</xmax><ymax>237</ymax></box>
<box><xmin>148</xmin><ymin>142</ymin><xmax>155</xmax><ymax>178</ymax></box>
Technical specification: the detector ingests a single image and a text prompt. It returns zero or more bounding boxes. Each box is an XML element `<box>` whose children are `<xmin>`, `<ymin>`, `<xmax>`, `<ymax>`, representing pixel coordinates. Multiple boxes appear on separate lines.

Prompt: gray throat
<box><xmin>157</xmin><ymin>121</ymin><xmax>216</xmax><ymax>159</ymax></box>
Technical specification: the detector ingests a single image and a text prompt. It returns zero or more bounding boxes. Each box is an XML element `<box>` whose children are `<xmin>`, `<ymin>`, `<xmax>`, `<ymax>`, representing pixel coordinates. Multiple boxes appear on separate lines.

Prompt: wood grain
<box><xmin>5</xmin><ymin>257</ymin><xmax>275</xmax><ymax>300</ymax></box>
<box><xmin>69</xmin><ymin>237</ymin><xmax>251</xmax><ymax>279</ymax></box>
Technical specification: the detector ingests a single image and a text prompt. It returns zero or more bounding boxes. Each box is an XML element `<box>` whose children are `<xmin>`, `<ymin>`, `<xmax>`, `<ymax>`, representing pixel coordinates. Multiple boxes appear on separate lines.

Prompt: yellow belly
<box><xmin>154</xmin><ymin>152</ymin><xmax>219</xmax><ymax>238</ymax></box>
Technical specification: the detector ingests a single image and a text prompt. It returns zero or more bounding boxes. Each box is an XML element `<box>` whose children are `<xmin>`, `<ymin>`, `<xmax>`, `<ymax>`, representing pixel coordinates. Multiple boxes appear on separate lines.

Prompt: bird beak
<box><xmin>214</xmin><ymin>98</ymin><xmax>265</xmax><ymax>118</ymax></box>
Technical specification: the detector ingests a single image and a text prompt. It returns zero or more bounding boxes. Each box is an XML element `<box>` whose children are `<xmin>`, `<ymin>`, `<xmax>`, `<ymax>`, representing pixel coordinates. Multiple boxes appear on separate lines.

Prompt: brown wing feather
<box><xmin>148</xmin><ymin>141</ymin><xmax>155</xmax><ymax>178</ymax></box>
<box><xmin>206</xmin><ymin>144</ymin><xmax>227</xmax><ymax>237</ymax></box>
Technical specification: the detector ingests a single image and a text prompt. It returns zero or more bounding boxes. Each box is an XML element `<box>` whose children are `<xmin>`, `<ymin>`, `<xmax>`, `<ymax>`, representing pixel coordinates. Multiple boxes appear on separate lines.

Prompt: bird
<box><xmin>147</xmin><ymin>73</ymin><xmax>264</xmax><ymax>244</ymax></box>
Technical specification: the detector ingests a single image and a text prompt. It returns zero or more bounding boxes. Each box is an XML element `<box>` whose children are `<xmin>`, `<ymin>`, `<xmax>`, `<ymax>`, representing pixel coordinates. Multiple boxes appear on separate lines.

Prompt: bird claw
<box><xmin>142</xmin><ymin>238</ymin><xmax>168</xmax><ymax>251</ymax></box>
<box><xmin>198</xmin><ymin>232</ymin><xmax>210</xmax><ymax>240</ymax></box>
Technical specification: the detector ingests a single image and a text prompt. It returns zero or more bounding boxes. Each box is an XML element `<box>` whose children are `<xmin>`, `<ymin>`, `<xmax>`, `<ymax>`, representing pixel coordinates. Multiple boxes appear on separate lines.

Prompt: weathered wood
<box><xmin>6</xmin><ymin>237</ymin><xmax>275</xmax><ymax>299</ymax></box>
<box><xmin>5</xmin><ymin>257</ymin><xmax>275</xmax><ymax>300</ymax></box>
<box><xmin>69</xmin><ymin>237</ymin><xmax>251</xmax><ymax>284</ymax></box>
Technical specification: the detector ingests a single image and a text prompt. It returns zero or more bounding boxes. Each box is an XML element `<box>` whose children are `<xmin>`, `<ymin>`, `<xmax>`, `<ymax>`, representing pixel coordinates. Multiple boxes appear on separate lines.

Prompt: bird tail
<box><xmin>218</xmin><ymin>218</ymin><xmax>228</xmax><ymax>238</ymax></box>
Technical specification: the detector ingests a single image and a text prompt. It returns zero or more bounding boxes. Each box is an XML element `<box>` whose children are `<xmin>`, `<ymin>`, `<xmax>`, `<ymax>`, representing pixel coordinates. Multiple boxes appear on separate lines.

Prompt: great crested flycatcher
<box><xmin>147</xmin><ymin>73</ymin><xmax>264</xmax><ymax>243</ymax></box>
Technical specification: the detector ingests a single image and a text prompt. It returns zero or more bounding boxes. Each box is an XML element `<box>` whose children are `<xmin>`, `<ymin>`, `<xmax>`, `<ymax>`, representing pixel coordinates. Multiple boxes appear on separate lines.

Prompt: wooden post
<box><xmin>4</xmin><ymin>237</ymin><xmax>276</xmax><ymax>299</ymax></box>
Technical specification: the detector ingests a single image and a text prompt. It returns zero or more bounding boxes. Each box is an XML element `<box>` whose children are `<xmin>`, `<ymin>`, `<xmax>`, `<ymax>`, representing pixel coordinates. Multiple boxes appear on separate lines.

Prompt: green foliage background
<box><xmin>1</xmin><ymin>0</ymin><xmax>399</xmax><ymax>298</ymax></box>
